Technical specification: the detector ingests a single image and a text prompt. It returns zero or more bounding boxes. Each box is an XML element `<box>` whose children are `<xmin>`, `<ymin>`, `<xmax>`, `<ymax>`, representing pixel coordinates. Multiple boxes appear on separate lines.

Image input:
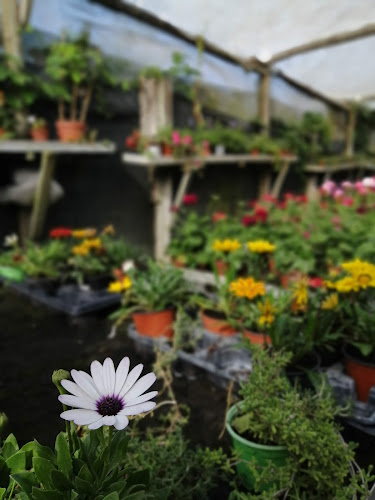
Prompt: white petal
<box><xmin>88</xmin><ymin>417</ymin><xmax>105</xmax><ymax>430</ymax></box>
<box><xmin>71</xmin><ymin>370</ymin><xmax>99</xmax><ymax>400</ymax></box>
<box><xmin>60</xmin><ymin>409</ymin><xmax>100</xmax><ymax>425</ymax></box>
<box><xmin>102</xmin><ymin>415</ymin><xmax>116</xmax><ymax>426</ymax></box>
<box><xmin>119</xmin><ymin>364</ymin><xmax>143</xmax><ymax>398</ymax></box>
<box><xmin>58</xmin><ymin>395</ymin><xmax>96</xmax><ymax>411</ymax></box>
<box><xmin>121</xmin><ymin>401</ymin><xmax>156</xmax><ymax>416</ymax></box>
<box><xmin>103</xmin><ymin>358</ymin><xmax>116</xmax><ymax>395</ymax></box>
<box><xmin>90</xmin><ymin>361</ymin><xmax>106</xmax><ymax>396</ymax></box>
<box><xmin>114</xmin><ymin>415</ymin><xmax>129</xmax><ymax>430</ymax></box>
<box><xmin>123</xmin><ymin>373</ymin><xmax>156</xmax><ymax>402</ymax></box>
<box><xmin>61</xmin><ymin>380</ymin><xmax>96</xmax><ymax>403</ymax></box>
<box><xmin>114</xmin><ymin>357</ymin><xmax>130</xmax><ymax>395</ymax></box>
<box><xmin>124</xmin><ymin>390</ymin><xmax>158</xmax><ymax>406</ymax></box>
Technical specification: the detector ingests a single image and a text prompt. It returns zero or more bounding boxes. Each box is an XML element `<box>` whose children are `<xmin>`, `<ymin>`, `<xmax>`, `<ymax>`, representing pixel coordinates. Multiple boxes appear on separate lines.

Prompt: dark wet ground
<box><xmin>0</xmin><ymin>286</ymin><xmax>374</xmax><ymax>495</ymax></box>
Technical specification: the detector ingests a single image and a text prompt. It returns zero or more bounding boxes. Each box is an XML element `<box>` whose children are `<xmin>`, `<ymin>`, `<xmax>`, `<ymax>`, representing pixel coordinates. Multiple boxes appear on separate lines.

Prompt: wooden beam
<box><xmin>274</xmin><ymin>70</ymin><xmax>349</xmax><ymax>111</ymax></box>
<box><xmin>258</xmin><ymin>71</ymin><xmax>270</xmax><ymax>135</ymax></box>
<box><xmin>1</xmin><ymin>0</ymin><xmax>22</xmax><ymax>60</ymax></box>
<box><xmin>344</xmin><ymin>105</ymin><xmax>357</xmax><ymax>157</ymax></box>
<box><xmin>18</xmin><ymin>0</ymin><xmax>33</xmax><ymax>27</ymax></box>
<box><xmin>90</xmin><ymin>0</ymin><xmax>247</xmax><ymax>69</ymax></box>
<box><xmin>28</xmin><ymin>152</ymin><xmax>56</xmax><ymax>240</ymax></box>
<box><xmin>271</xmin><ymin>23</ymin><xmax>375</xmax><ymax>63</ymax></box>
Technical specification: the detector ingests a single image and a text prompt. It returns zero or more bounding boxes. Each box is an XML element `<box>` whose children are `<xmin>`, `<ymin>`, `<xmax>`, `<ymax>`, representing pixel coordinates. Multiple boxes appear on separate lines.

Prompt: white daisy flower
<box><xmin>59</xmin><ymin>357</ymin><xmax>157</xmax><ymax>430</ymax></box>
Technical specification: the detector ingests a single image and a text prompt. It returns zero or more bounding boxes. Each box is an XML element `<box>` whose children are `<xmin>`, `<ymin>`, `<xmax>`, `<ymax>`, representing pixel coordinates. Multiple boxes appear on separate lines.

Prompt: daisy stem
<box><xmin>62</xmin><ymin>402</ymin><xmax>73</xmax><ymax>454</ymax></box>
<box><xmin>108</xmin><ymin>426</ymin><xmax>113</xmax><ymax>448</ymax></box>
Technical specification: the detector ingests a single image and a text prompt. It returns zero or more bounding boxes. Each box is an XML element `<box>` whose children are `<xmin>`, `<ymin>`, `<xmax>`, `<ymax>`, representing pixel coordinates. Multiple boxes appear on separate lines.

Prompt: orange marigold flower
<box><xmin>72</xmin><ymin>228</ymin><xmax>97</xmax><ymax>239</ymax></box>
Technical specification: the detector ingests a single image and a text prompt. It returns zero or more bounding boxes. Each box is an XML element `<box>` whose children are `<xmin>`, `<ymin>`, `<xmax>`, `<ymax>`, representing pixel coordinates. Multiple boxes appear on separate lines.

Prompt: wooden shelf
<box><xmin>0</xmin><ymin>140</ymin><xmax>116</xmax><ymax>154</ymax></box>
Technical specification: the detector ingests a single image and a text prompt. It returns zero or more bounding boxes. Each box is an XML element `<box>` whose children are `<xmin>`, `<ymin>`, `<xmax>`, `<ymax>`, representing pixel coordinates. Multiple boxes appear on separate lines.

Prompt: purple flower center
<box><xmin>97</xmin><ymin>395</ymin><xmax>123</xmax><ymax>416</ymax></box>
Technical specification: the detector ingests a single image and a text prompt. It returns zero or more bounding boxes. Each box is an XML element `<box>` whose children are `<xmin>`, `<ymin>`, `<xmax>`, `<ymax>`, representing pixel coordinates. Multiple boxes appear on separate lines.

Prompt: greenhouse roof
<box><xmin>103</xmin><ymin>0</ymin><xmax>375</xmax><ymax>106</ymax></box>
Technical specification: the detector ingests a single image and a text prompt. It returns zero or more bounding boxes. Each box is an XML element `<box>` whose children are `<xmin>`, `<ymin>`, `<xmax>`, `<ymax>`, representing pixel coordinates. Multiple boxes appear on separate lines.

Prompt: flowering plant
<box><xmin>325</xmin><ymin>258</ymin><xmax>375</xmax><ymax>360</ymax></box>
<box><xmin>0</xmin><ymin>356</ymin><xmax>156</xmax><ymax>499</ymax></box>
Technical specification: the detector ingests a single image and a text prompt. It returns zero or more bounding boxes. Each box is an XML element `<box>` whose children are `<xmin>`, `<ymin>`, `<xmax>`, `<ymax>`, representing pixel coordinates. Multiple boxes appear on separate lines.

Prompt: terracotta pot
<box><xmin>162</xmin><ymin>143</ymin><xmax>173</xmax><ymax>156</ymax></box>
<box><xmin>132</xmin><ymin>309</ymin><xmax>174</xmax><ymax>338</ymax></box>
<box><xmin>55</xmin><ymin>120</ymin><xmax>85</xmax><ymax>142</ymax></box>
<box><xmin>201</xmin><ymin>310</ymin><xmax>236</xmax><ymax>336</ymax></box>
<box><xmin>344</xmin><ymin>345</ymin><xmax>375</xmax><ymax>402</ymax></box>
<box><xmin>31</xmin><ymin>127</ymin><xmax>49</xmax><ymax>141</ymax></box>
<box><xmin>214</xmin><ymin>260</ymin><xmax>229</xmax><ymax>276</ymax></box>
<box><xmin>0</xmin><ymin>128</ymin><xmax>5</xmax><ymax>138</ymax></box>
<box><xmin>243</xmin><ymin>330</ymin><xmax>271</xmax><ymax>347</ymax></box>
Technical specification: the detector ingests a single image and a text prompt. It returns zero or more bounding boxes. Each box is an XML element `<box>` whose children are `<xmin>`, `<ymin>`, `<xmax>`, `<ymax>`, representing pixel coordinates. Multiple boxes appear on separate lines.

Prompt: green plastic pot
<box><xmin>226</xmin><ymin>404</ymin><xmax>288</xmax><ymax>491</ymax></box>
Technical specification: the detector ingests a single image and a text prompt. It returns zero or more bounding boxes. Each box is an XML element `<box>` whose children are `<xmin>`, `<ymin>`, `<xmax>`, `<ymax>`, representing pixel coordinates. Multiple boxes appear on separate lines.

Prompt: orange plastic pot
<box><xmin>31</xmin><ymin>127</ymin><xmax>49</xmax><ymax>141</ymax></box>
<box><xmin>243</xmin><ymin>330</ymin><xmax>271</xmax><ymax>347</ymax></box>
<box><xmin>201</xmin><ymin>310</ymin><xmax>236</xmax><ymax>336</ymax></box>
<box><xmin>132</xmin><ymin>309</ymin><xmax>174</xmax><ymax>338</ymax></box>
<box><xmin>55</xmin><ymin>120</ymin><xmax>85</xmax><ymax>142</ymax></box>
<box><xmin>162</xmin><ymin>143</ymin><xmax>173</xmax><ymax>156</ymax></box>
<box><xmin>345</xmin><ymin>348</ymin><xmax>375</xmax><ymax>402</ymax></box>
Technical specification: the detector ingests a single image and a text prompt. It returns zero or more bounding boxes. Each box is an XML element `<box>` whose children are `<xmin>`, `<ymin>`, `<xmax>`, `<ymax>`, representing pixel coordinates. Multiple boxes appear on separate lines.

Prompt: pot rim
<box><xmin>342</xmin><ymin>343</ymin><xmax>375</xmax><ymax>368</ymax></box>
<box><xmin>132</xmin><ymin>308</ymin><xmax>175</xmax><ymax>317</ymax></box>
<box><xmin>226</xmin><ymin>404</ymin><xmax>287</xmax><ymax>451</ymax></box>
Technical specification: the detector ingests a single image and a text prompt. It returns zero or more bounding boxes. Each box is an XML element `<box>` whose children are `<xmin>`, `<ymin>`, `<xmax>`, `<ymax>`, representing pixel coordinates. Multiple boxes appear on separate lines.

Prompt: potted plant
<box><xmin>109</xmin><ymin>260</ymin><xmax>189</xmax><ymax>338</ymax></box>
<box><xmin>226</xmin><ymin>346</ymin><xmax>372</xmax><ymax>496</ymax></box>
<box><xmin>44</xmin><ymin>31</ymin><xmax>116</xmax><ymax>142</ymax></box>
<box><xmin>325</xmin><ymin>258</ymin><xmax>375</xmax><ymax>401</ymax></box>
<box><xmin>30</xmin><ymin>117</ymin><xmax>49</xmax><ymax>141</ymax></box>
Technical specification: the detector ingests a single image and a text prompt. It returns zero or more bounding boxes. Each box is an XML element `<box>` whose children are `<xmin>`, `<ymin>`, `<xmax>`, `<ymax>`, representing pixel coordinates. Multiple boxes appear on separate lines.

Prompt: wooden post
<box><xmin>345</xmin><ymin>104</ymin><xmax>356</xmax><ymax>157</ymax></box>
<box><xmin>257</xmin><ymin>169</ymin><xmax>272</xmax><ymax>199</ymax></box>
<box><xmin>258</xmin><ymin>70</ymin><xmax>270</xmax><ymax>136</ymax></box>
<box><xmin>28</xmin><ymin>152</ymin><xmax>56</xmax><ymax>240</ymax></box>
<box><xmin>0</xmin><ymin>0</ymin><xmax>22</xmax><ymax>59</ymax></box>
<box><xmin>139</xmin><ymin>77</ymin><xmax>173</xmax><ymax>138</ymax></box>
<box><xmin>271</xmin><ymin>160</ymin><xmax>291</xmax><ymax>199</ymax></box>
<box><xmin>151</xmin><ymin>172</ymin><xmax>173</xmax><ymax>262</ymax></box>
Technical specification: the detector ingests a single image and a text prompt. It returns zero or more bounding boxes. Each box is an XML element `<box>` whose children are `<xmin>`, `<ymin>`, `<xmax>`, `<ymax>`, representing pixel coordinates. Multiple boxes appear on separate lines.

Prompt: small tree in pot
<box><xmin>44</xmin><ymin>31</ymin><xmax>116</xmax><ymax>142</ymax></box>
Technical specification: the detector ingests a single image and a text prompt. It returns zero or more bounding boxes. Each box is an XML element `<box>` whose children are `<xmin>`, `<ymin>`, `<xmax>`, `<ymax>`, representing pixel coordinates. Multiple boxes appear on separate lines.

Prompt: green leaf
<box><xmin>31</xmin><ymin>487</ymin><xmax>65</xmax><ymax>500</ymax></box>
<box><xmin>0</xmin><ymin>457</ymin><xmax>10</xmax><ymax>488</ymax></box>
<box><xmin>0</xmin><ymin>266</ymin><xmax>24</xmax><ymax>282</ymax></box>
<box><xmin>11</xmin><ymin>471</ymin><xmax>38</xmax><ymax>499</ymax></box>
<box><xmin>6</xmin><ymin>451</ymin><xmax>26</xmax><ymax>473</ymax></box>
<box><xmin>50</xmin><ymin>469</ymin><xmax>72</xmax><ymax>491</ymax></box>
<box><xmin>55</xmin><ymin>433</ymin><xmax>73</xmax><ymax>479</ymax></box>
<box><xmin>33</xmin><ymin>440</ymin><xmax>57</xmax><ymax>465</ymax></box>
<box><xmin>0</xmin><ymin>487</ymin><xmax>5</xmax><ymax>500</ymax></box>
<box><xmin>102</xmin><ymin>493</ymin><xmax>119</xmax><ymax>500</ymax></box>
<box><xmin>33</xmin><ymin>457</ymin><xmax>55</xmax><ymax>490</ymax></box>
<box><xmin>351</xmin><ymin>341</ymin><xmax>373</xmax><ymax>357</ymax></box>
<box><xmin>74</xmin><ymin>475</ymin><xmax>95</xmax><ymax>496</ymax></box>
<box><xmin>2</xmin><ymin>434</ymin><xmax>19</xmax><ymax>460</ymax></box>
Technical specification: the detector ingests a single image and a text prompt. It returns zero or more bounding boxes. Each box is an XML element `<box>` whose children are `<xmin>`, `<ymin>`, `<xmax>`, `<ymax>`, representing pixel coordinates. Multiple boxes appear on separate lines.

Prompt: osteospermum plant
<box><xmin>0</xmin><ymin>356</ymin><xmax>157</xmax><ymax>499</ymax></box>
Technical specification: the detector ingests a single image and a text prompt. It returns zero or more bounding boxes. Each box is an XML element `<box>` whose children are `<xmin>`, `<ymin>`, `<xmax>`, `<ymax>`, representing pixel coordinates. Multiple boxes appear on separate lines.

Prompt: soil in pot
<box><xmin>132</xmin><ymin>309</ymin><xmax>174</xmax><ymax>338</ymax></box>
<box><xmin>344</xmin><ymin>344</ymin><xmax>375</xmax><ymax>402</ymax></box>
<box><xmin>201</xmin><ymin>309</ymin><xmax>237</xmax><ymax>336</ymax></box>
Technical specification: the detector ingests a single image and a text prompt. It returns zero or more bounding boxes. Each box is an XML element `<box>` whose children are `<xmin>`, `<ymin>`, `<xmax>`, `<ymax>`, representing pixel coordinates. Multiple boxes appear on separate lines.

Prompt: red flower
<box><xmin>254</xmin><ymin>206</ymin><xmax>268</xmax><ymax>223</ymax></box>
<box><xmin>294</xmin><ymin>194</ymin><xmax>307</xmax><ymax>204</ymax></box>
<box><xmin>242</xmin><ymin>214</ymin><xmax>257</xmax><ymax>227</ymax></box>
<box><xmin>284</xmin><ymin>192</ymin><xmax>294</xmax><ymax>201</ymax></box>
<box><xmin>356</xmin><ymin>205</ymin><xmax>368</xmax><ymax>214</ymax></box>
<box><xmin>342</xmin><ymin>197</ymin><xmax>354</xmax><ymax>207</ymax></box>
<box><xmin>212</xmin><ymin>212</ymin><xmax>227</xmax><ymax>223</ymax></box>
<box><xmin>303</xmin><ymin>231</ymin><xmax>310</xmax><ymax>239</ymax></box>
<box><xmin>50</xmin><ymin>227</ymin><xmax>72</xmax><ymax>238</ymax></box>
<box><xmin>308</xmin><ymin>277</ymin><xmax>323</xmax><ymax>288</ymax></box>
<box><xmin>125</xmin><ymin>136</ymin><xmax>136</xmax><ymax>149</ymax></box>
<box><xmin>262</xmin><ymin>194</ymin><xmax>277</xmax><ymax>203</ymax></box>
<box><xmin>182</xmin><ymin>193</ymin><xmax>198</xmax><ymax>206</ymax></box>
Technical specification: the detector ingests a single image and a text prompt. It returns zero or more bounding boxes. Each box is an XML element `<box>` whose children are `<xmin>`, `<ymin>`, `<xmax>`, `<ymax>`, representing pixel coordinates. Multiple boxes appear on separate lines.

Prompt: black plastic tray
<box><xmin>5</xmin><ymin>279</ymin><xmax>122</xmax><ymax>316</ymax></box>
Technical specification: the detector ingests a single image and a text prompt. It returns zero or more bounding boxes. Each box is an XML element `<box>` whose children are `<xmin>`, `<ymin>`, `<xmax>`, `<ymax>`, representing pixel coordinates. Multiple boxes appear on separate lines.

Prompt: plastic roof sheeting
<box><xmin>123</xmin><ymin>0</ymin><xmax>375</xmax><ymax>103</ymax></box>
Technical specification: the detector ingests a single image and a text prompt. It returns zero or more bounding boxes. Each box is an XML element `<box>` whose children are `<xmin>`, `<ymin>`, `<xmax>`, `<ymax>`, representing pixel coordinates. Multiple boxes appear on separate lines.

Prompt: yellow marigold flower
<box><xmin>258</xmin><ymin>298</ymin><xmax>276</xmax><ymax>326</ymax></box>
<box><xmin>72</xmin><ymin>228</ymin><xmax>97</xmax><ymax>239</ymax></box>
<box><xmin>72</xmin><ymin>244</ymin><xmax>89</xmax><ymax>256</ymax></box>
<box><xmin>102</xmin><ymin>224</ymin><xmax>115</xmax><ymax>235</ymax></box>
<box><xmin>83</xmin><ymin>238</ymin><xmax>102</xmax><ymax>249</ymax></box>
<box><xmin>212</xmin><ymin>239</ymin><xmax>241</xmax><ymax>252</ymax></box>
<box><xmin>247</xmin><ymin>240</ymin><xmax>276</xmax><ymax>254</ymax></box>
<box><xmin>332</xmin><ymin>276</ymin><xmax>361</xmax><ymax>293</ymax></box>
<box><xmin>341</xmin><ymin>258</ymin><xmax>375</xmax><ymax>289</ymax></box>
<box><xmin>321</xmin><ymin>293</ymin><xmax>338</xmax><ymax>310</ymax></box>
<box><xmin>291</xmin><ymin>279</ymin><xmax>308</xmax><ymax>312</ymax></box>
<box><xmin>108</xmin><ymin>276</ymin><xmax>132</xmax><ymax>293</ymax></box>
<box><xmin>229</xmin><ymin>277</ymin><xmax>265</xmax><ymax>300</ymax></box>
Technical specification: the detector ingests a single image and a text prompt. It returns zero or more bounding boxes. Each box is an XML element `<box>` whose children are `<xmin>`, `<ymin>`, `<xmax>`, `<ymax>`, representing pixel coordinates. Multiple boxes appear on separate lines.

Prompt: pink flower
<box><xmin>362</xmin><ymin>177</ymin><xmax>375</xmax><ymax>190</ymax></box>
<box><xmin>172</xmin><ymin>131</ymin><xmax>181</xmax><ymax>145</ymax></box>
<box><xmin>333</xmin><ymin>188</ymin><xmax>344</xmax><ymax>199</ymax></box>
<box><xmin>354</xmin><ymin>181</ymin><xmax>367</xmax><ymax>195</ymax></box>
<box><xmin>182</xmin><ymin>193</ymin><xmax>198</xmax><ymax>206</ymax></box>
<box><xmin>262</xmin><ymin>194</ymin><xmax>277</xmax><ymax>203</ymax></box>
<box><xmin>341</xmin><ymin>181</ymin><xmax>353</xmax><ymax>191</ymax></box>
<box><xmin>303</xmin><ymin>231</ymin><xmax>310</xmax><ymax>239</ymax></box>
<box><xmin>321</xmin><ymin>180</ymin><xmax>336</xmax><ymax>196</ymax></box>
<box><xmin>182</xmin><ymin>135</ymin><xmax>192</xmax><ymax>145</ymax></box>
<box><xmin>342</xmin><ymin>196</ymin><xmax>354</xmax><ymax>207</ymax></box>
